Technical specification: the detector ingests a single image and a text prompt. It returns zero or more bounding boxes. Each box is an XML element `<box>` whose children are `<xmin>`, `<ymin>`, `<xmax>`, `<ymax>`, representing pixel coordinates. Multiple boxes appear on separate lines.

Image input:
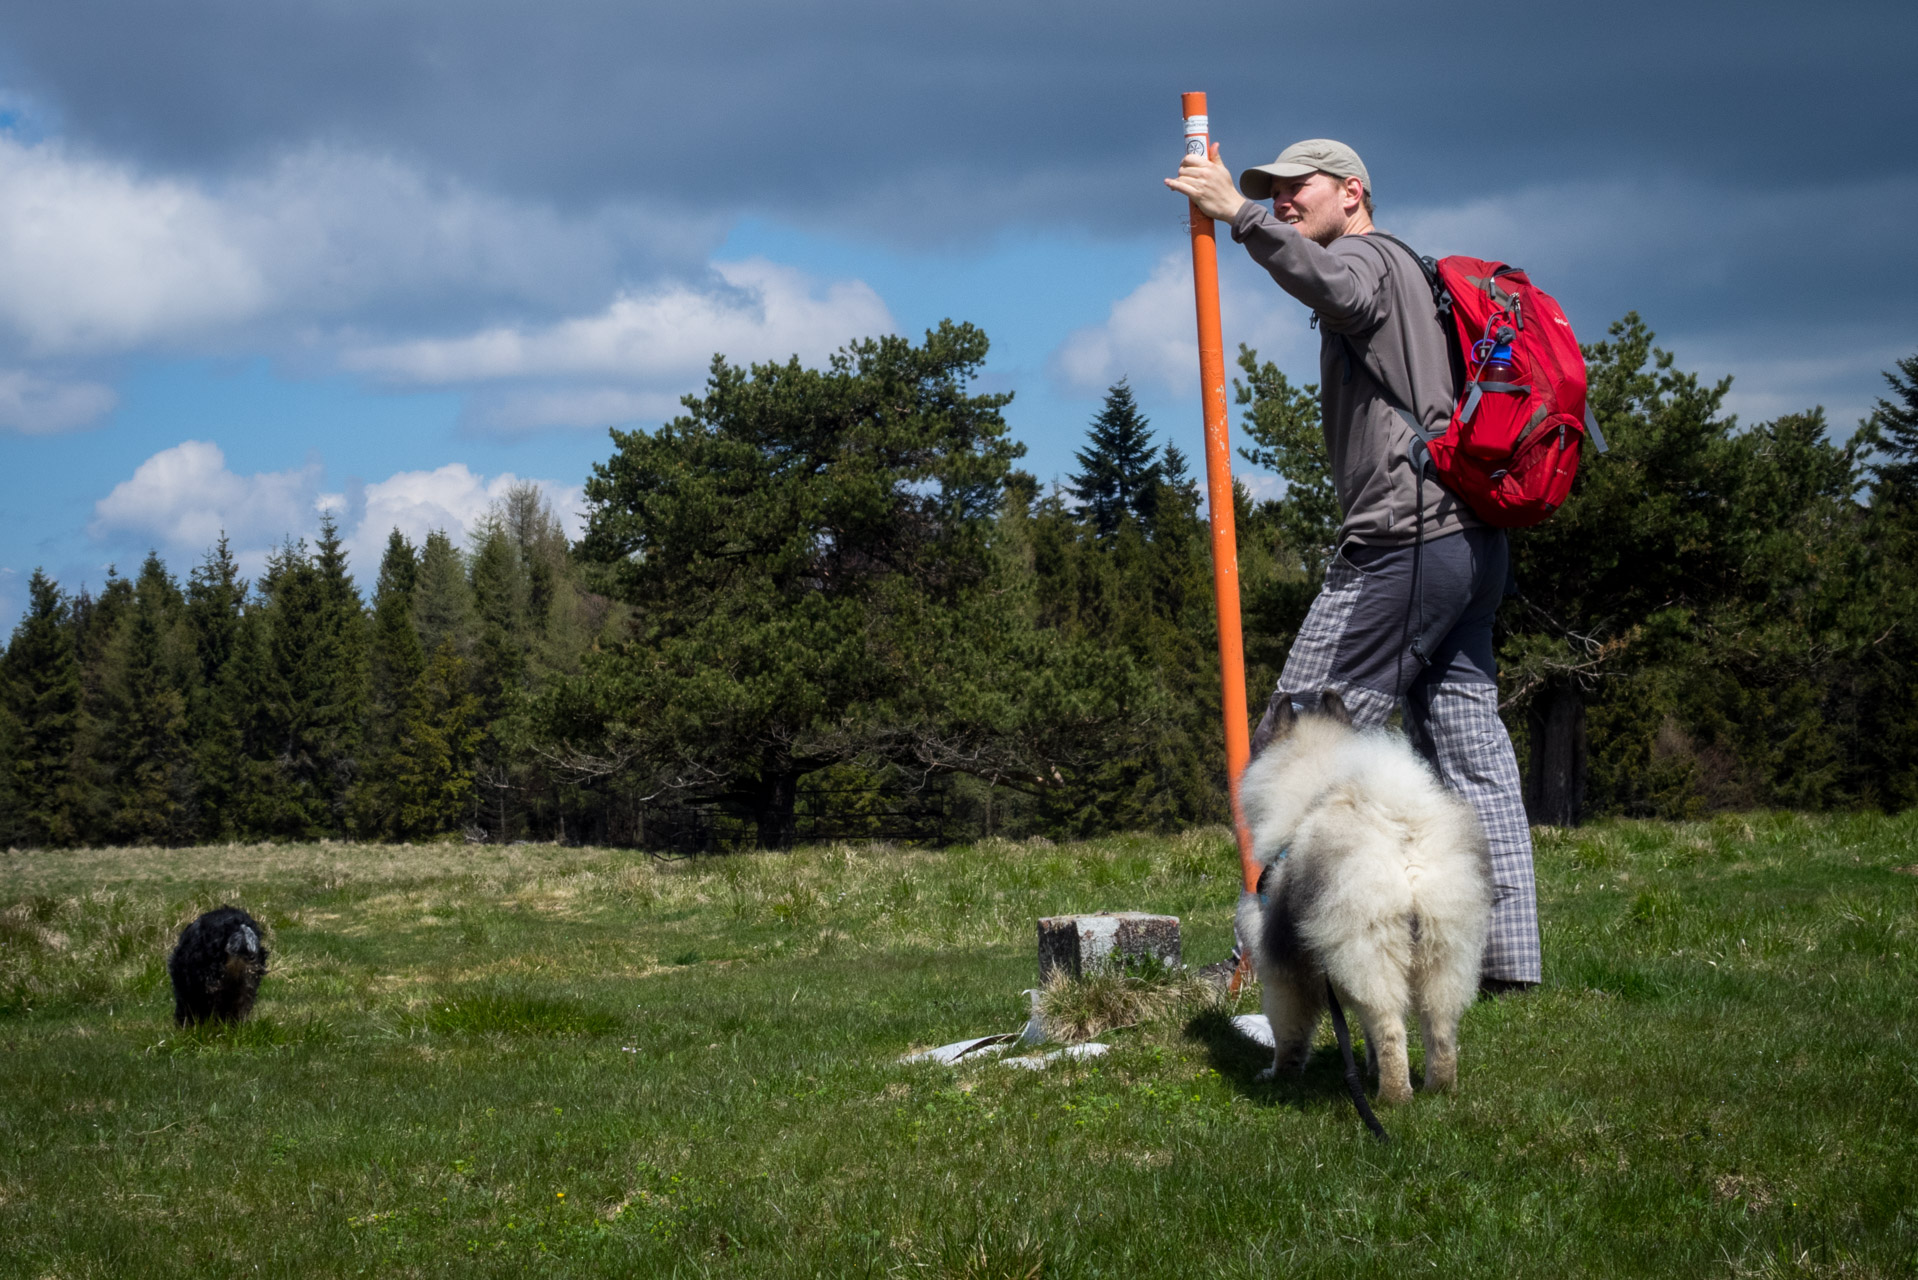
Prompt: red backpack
<box><xmin>1372</xmin><ymin>234</ymin><xmax>1606</xmax><ymax>527</ymax></box>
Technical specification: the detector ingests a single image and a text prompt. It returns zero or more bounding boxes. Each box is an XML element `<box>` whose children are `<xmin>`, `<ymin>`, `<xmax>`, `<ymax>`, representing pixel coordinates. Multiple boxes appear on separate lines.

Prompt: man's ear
<box><xmin>1320</xmin><ymin>689</ymin><xmax>1353</xmax><ymax>726</ymax></box>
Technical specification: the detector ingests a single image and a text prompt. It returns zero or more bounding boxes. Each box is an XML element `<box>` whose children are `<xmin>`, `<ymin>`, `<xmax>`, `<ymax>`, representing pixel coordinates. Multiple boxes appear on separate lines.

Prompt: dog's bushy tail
<box><xmin>1233</xmin><ymin>887</ymin><xmax>1264</xmax><ymax>965</ymax></box>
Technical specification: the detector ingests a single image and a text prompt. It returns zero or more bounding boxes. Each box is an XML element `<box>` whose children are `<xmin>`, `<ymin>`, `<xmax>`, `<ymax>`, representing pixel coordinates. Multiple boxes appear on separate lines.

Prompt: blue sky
<box><xmin>3</xmin><ymin>0</ymin><xmax>1915</xmax><ymax>624</ymax></box>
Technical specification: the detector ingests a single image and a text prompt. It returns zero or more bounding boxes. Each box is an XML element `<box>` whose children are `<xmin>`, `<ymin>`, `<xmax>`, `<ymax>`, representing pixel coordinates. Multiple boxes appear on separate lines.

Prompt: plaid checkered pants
<box><xmin>1273</xmin><ymin>552</ymin><xmax>1542</xmax><ymax>983</ymax></box>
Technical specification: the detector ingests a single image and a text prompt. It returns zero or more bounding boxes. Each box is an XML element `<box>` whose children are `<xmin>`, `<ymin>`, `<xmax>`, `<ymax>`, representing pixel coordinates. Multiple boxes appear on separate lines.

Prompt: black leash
<box><xmin>1324</xmin><ymin>977</ymin><xmax>1390</xmax><ymax>1142</ymax></box>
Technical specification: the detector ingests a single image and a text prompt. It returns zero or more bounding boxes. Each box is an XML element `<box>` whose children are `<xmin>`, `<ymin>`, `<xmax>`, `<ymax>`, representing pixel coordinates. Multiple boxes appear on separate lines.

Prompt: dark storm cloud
<box><xmin>1</xmin><ymin>0</ymin><xmax>1914</xmax><ymax>430</ymax></box>
<box><xmin>3</xmin><ymin>0</ymin><xmax>1912</xmax><ymax>232</ymax></box>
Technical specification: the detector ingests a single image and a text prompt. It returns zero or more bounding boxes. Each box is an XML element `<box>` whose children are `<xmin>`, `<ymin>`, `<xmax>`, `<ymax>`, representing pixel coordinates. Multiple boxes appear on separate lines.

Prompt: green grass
<box><xmin>2</xmin><ymin>815</ymin><xmax>1915</xmax><ymax>1278</ymax></box>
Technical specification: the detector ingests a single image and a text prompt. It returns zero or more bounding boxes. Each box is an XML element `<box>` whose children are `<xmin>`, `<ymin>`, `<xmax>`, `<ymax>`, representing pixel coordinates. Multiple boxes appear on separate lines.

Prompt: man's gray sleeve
<box><xmin>1230</xmin><ymin>203</ymin><xmax>1389</xmax><ymax>331</ymax></box>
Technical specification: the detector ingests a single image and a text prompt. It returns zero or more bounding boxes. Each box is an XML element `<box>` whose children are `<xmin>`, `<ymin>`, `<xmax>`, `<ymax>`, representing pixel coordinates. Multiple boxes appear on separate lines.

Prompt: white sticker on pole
<box><xmin>1183</xmin><ymin>114</ymin><xmax>1209</xmax><ymax>157</ymax></box>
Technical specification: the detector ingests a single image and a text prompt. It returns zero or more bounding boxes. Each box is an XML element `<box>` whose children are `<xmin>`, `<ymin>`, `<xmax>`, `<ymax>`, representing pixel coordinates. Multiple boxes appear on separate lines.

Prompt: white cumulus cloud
<box><xmin>0</xmin><ymin>131</ymin><xmax>713</xmax><ymax>363</ymax></box>
<box><xmin>1050</xmin><ymin>250</ymin><xmax>1319</xmax><ymax>398</ymax></box>
<box><xmin>345</xmin><ymin>463</ymin><xmax>585</xmax><ymax>576</ymax></box>
<box><xmin>0</xmin><ymin>127</ymin><xmax>900</xmax><ymax>437</ymax></box>
<box><xmin>0</xmin><ymin>137</ymin><xmax>266</xmax><ymax>354</ymax></box>
<box><xmin>90</xmin><ymin>441</ymin><xmax>323</xmax><ymax>554</ymax></box>
<box><xmin>89</xmin><ymin>441</ymin><xmax>585</xmax><ymax>594</ymax></box>
<box><xmin>345</xmin><ymin>257</ymin><xmax>893</xmax><ymax>394</ymax></box>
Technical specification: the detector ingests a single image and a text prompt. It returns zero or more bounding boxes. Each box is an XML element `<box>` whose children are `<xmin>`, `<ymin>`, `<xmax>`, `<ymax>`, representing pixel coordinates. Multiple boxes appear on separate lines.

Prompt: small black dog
<box><xmin>168</xmin><ymin>906</ymin><xmax>269</xmax><ymax>1026</ymax></box>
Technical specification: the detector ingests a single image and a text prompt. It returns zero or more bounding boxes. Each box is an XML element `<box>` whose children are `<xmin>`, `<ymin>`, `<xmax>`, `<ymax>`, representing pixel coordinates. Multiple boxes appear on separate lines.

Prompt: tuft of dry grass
<box><xmin>1035</xmin><ymin>963</ymin><xmax>1222</xmax><ymax>1043</ymax></box>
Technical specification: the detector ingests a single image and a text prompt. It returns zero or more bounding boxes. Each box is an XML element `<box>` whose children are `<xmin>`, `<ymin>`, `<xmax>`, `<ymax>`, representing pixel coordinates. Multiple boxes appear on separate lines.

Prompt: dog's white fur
<box><xmin>1233</xmin><ymin>695</ymin><xmax>1493</xmax><ymax>1102</ymax></box>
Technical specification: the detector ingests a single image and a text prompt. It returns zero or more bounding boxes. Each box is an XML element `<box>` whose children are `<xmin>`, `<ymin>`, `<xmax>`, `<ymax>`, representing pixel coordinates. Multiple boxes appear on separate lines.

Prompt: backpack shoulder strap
<box><xmin>1365</xmin><ymin>231</ymin><xmax>1467</xmax><ymax>406</ymax></box>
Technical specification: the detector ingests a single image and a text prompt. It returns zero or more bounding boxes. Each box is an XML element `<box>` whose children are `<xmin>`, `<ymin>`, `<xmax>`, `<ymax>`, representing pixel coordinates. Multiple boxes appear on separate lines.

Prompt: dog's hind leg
<box><xmin>1412</xmin><ymin>907</ymin><xmax>1489</xmax><ymax>1094</ymax></box>
<box><xmin>1418</xmin><ymin>1007</ymin><xmax>1460</xmax><ymax>1093</ymax></box>
<box><xmin>1414</xmin><ymin>952</ymin><xmax>1477</xmax><ymax>1093</ymax></box>
<box><xmin>1340</xmin><ymin>991</ymin><xmax>1413</xmax><ymax>1104</ymax></box>
<box><xmin>1255</xmin><ymin>964</ymin><xmax>1325</xmax><ymax>1081</ymax></box>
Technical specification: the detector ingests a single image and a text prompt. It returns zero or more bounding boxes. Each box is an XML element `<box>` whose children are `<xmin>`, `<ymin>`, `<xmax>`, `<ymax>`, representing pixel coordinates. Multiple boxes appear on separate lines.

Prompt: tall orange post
<box><xmin>1180</xmin><ymin>92</ymin><xmax>1258</xmax><ymax>904</ymax></box>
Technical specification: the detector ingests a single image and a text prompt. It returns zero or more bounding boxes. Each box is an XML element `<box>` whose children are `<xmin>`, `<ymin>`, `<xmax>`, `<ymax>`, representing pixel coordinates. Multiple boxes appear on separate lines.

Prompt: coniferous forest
<box><xmin>5</xmin><ymin>317</ymin><xmax>1916</xmax><ymax>850</ymax></box>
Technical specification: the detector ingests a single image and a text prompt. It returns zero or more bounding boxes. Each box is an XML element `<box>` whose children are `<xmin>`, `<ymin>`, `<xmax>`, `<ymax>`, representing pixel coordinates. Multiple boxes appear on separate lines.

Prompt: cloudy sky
<box><xmin>3</xmin><ymin>0</ymin><xmax>1914</xmax><ymax>622</ymax></box>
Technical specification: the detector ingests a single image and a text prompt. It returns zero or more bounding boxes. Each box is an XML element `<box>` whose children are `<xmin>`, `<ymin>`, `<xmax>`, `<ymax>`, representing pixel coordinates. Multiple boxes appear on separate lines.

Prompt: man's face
<box><xmin>1271</xmin><ymin>171</ymin><xmax>1358</xmax><ymax>246</ymax></box>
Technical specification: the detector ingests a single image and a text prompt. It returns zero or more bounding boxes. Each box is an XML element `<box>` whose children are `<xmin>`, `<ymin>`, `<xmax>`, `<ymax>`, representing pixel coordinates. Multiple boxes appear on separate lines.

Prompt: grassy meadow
<box><xmin>2</xmin><ymin>814</ymin><xmax>1916</xmax><ymax>1278</ymax></box>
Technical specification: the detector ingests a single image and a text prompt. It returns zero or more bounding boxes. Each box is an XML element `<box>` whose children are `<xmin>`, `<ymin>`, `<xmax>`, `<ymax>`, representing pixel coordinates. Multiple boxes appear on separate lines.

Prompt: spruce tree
<box><xmin>1</xmin><ymin>571</ymin><xmax>82</xmax><ymax>845</ymax></box>
<box><xmin>109</xmin><ymin>552</ymin><xmax>195</xmax><ymax>843</ymax></box>
<box><xmin>366</xmin><ymin>529</ymin><xmax>424</xmax><ymax>745</ymax></box>
<box><xmin>467</xmin><ymin>513</ymin><xmax>529</xmax><ymax>716</ymax></box>
<box><xmin>1852</xmin><ymin>351</ymin><xmax>1918</xmax><ymax>805</ymax></box>
<box><xmin>1861</xmin><ymin>352</ymin><xmax>1918</xmax><ymax>509</ymax></box>
<box><xmin>1068</xmin><ymin>380</ymin><xmax>1162</xmax><ymax>539</ymax></box>
<box><xmin>253</xmin><ymin>541</ymin><xmax>330</xmax><ymax>835</ymax></box>
<box><xmin>392</xmin><ymin>639</ymin><xmax>482</xmax><ymax>837</ymax></box>
<box><xmin>185</xmin><ymin>536</ymin><xmax>252</xmax><ymax>837</ymax></box>
<box><xmin>69</xmin><ymin>569</ymin><xmax>134</xmax><ymax>841</ymax></box>
<box><xmin>412</xmin><ymin>529</ymin><xmax>475</xmax><ymax>659</ymax></box>
<box><xmin>354</xmin><ymin>529</ymin><xmax>426</xmax><ymax>836</ymax></box>
<box><xmin>312</xmin><ymin>515</ymin><xmax>369</xmax><ymax>818</ymax></box>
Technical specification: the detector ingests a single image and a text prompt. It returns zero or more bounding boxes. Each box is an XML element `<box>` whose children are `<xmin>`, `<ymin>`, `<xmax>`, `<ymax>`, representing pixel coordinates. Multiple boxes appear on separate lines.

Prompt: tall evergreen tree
<box><xmin>185</xmin><ymin>536</ymin><xmax>253</xmax><ymax>837</ymax></box>
<box><xmin>566</xmin><ymin>321</ymin><xmax>1023</xmax><ymax>847</ymax></box>
<box><xmin>468</xmin><ymin>513</ymin><xmax>530</xmax><ymax>721</ymax></box>
<box><xmin>1</xmin><ymin>571</ymin><xmax>83</xmax><ymax>845</ymax></box>
<box><xmin>1860</xmin><ymin>352</ymin><xmax>1918</xmax><ymax>507</ymax></box>
<box><xmin>366</xmin><ymin>529</ymin><xmax>425</xmax><ymax>748</ymax></box>
<box><xmin>307</xmin><ymin>517</ymin><xmax>369</xmax><ymax>829</ymax></box>
<box><xmin>1068</xmin><ymin>380</ymin><xmax>1162</xmax><ymax>539</ymax></box>
<box><xmin>412</xmin><ymin>529</ymin><xmax>475</xmax><ymax>659</ymax></box>
<box><xmin>108</xmin><ymin>552</ymin><xmax>195</xmax><ymax>843</ymax></box>
<box><xmin>1233</xmin><ymin>347</ymin><xmax>1341</xmax><ymax>578</ymax></box>
<box><xmin>253</xmin><ymin>530</ymin><xmax>367</xmax><ymax>837</ymax></box>
<box><xmin>1848</xmin><ymin>350</ymin><xmax>1918</xmax><ymax>806</ymax></box>
<box><xmin>354</xmin><ymin>529</ymin><xmax>426</xmax><ymax>836</ymax></box>
<box><xmin>392</xmin><ymin>639</ymin><xmax>483</xmax><ymax>837</ymax></box>
<box><xmin>68</xmin><ymin>569</ymin><xmax>134</xmax><ymax>840</ymax></box>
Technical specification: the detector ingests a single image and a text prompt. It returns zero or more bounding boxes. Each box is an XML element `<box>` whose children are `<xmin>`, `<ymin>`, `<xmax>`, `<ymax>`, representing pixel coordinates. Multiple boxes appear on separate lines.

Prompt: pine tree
<box><xmin>568</xmin><ymin>321</ymin><xmax>1024</xmax><ymax>847</ymax></box>
<box><xmin>1068</xmin><ymin>380</ymin><xmax>1163</xmax><ymax>539</ymax></box>
<box><xmin>1</xmin><ymin>571</ymin><xmax>82</xmax><ymax>845</ymax></box>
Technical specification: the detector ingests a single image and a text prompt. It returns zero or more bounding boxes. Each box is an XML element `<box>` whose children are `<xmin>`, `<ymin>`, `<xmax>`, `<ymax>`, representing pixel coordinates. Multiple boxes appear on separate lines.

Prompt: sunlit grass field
<box><xmin>3</xmin><ymin>813</ymin><xmax>1915</xmax><ymax>1278</ymax></box>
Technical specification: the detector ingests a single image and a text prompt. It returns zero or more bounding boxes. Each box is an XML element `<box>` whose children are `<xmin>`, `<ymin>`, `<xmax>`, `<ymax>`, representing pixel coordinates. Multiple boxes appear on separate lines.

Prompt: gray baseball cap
<box><xmin>1239</xmin><ymin>139</ymin><xmax>1372</xmax><ymax>201</ymax></box>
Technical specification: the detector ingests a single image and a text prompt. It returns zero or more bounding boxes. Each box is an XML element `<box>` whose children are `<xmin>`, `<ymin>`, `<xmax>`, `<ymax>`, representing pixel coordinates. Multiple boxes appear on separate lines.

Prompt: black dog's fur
<box><xmin>168</xmin><ymin>906</ymin><xmax>268</xmax><ymax>1026</ymax></box>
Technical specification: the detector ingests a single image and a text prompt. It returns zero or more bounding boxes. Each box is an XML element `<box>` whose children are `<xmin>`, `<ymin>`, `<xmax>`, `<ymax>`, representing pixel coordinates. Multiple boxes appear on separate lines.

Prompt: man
<box><xmin>1165</xmin><ymin>138</ymin><xmax>1539</xmax><ymax>992</ymax></box>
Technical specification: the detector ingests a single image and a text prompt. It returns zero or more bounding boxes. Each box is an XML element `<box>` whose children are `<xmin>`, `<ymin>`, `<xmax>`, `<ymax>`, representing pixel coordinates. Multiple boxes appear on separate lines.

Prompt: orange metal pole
<box><xmin>1180</xmin><ymin>92</ymin><xmax>1258</xmax><ymax>899</ymax></box>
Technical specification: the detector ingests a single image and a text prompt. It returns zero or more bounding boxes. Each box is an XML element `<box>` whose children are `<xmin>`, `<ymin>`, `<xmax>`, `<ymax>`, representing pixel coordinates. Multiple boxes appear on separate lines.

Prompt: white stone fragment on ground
<box><xmin>899</xmin><ymin>1033</ymin><xmax>1017</xmax><ymax>1065</ymax></box>
<box><xmin>1231</xmin><ymin>1013</ymin><xmax>1275</xmax><ymax>1048</ymax></box>
<box><xmin>1037</xmin><ymin>912</ymin><xmax>1180</xmax><ymax>981</ymax></box>
<box><xmin>1015</xmin><ymin>988</ymin><xmax>1047</xmax><ymax>1046</ymax></box>
<box><xmin>1000</xmin><ymin>1042</ymin><xmax>1112</xmax><ymax>1070</ymax></box>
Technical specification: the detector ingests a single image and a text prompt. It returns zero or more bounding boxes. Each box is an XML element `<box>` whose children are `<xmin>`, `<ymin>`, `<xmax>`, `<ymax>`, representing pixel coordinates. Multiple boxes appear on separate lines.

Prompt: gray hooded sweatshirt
<box><xmin>1230</xmin><ymin>202</ymin><xmax>1479</xmax><ymax>547</ymax></box>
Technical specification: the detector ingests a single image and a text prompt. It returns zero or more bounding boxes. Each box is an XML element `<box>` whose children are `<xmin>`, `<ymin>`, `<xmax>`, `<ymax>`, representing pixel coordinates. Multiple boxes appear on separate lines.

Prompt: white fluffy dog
<box><xmin>1234</xmin><ymin>692</ymin><xmax>1493</xmax><ymax>1103</ymax></box>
